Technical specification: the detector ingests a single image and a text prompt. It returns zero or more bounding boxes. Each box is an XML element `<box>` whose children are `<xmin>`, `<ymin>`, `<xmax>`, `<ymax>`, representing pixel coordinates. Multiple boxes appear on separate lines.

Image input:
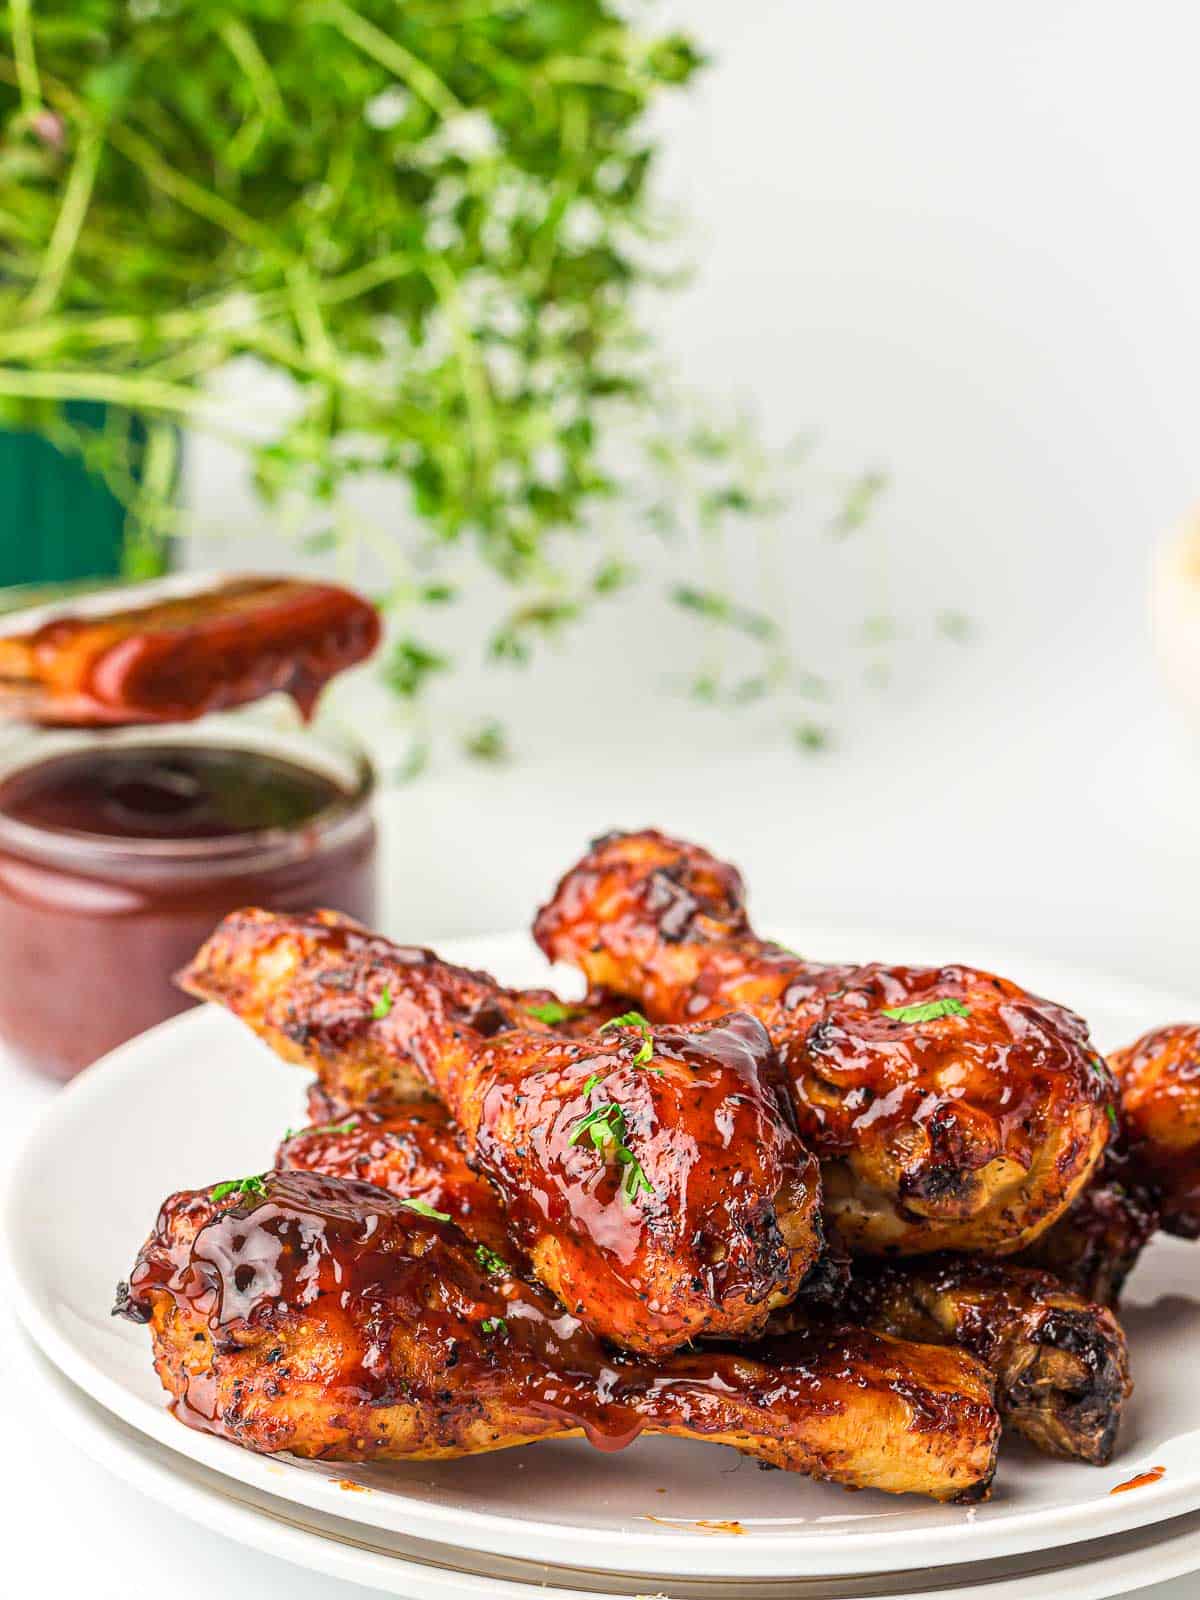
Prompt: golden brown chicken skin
<box><xmin>277</xmin><ymin>1106</ymin><xmax>515</xmax><ymax>1267</ymax></box>
<box><xmin>1109</xmin><ymin>1023</ymin><xmax>1200</xmax><ymax>1238</ymax></box>
<box><xmin>788</xmin><ymin>1256</ymin><xmax>1131</xmax><ymax>1466</ymax></box>
<box><xmin>181</xmin><ymin>910</ymin><xmax>823</xmax><ymax>1356</ymax></box>
<box><xmin>534</xmin><ymin>830</ymin><xmax>1113</xmax><ymax>1257</ymax></box>
<box><xmin>114</xmin><ymin>1169</ymin><xmax>999</xmax><ymax>1502</ymax></box>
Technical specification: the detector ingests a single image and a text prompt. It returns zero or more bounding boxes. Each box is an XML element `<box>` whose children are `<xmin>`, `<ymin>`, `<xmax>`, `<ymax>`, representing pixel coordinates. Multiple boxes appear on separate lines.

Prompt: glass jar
<box><xmin>0</xmin><ymin>709</ymin><xmax>377</xmax><ymax>1079</ymax></box>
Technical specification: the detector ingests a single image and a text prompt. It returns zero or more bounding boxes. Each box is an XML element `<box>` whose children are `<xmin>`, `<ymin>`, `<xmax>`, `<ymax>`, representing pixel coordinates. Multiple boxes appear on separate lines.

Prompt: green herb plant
<box><xmin>0</xmin><ymin>2</ymin><xmax>936</xmax><ymax>759</ymax></box>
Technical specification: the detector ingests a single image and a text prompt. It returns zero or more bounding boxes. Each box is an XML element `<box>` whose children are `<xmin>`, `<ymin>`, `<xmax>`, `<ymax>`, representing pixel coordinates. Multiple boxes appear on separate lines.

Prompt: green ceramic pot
<box><xmin>0</xmin><ymin>402</ymin><xmax>167</xmax><ymax>586</ymax></box>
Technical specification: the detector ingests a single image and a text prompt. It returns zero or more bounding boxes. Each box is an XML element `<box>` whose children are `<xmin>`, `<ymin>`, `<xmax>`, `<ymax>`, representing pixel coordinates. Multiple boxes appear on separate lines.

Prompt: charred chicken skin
<box><xmin>181</xmin><ymin>910</ymin><xmax>824</xmax><ymax>1356</ymax></box>
<box><xmin>534</xmin><ymin>830</ymin><xmax>1113</xmax><ymax>1256</ymax></box>
<box><xmin>784</xmin><ymin>1256</ymin><xmax>1131</xmax><ymax>1466</ymax></box>
<box><xmin>114</xmin><ymin>1169</ymin><xmax>999</xmax><ymax>1502</ymax></box>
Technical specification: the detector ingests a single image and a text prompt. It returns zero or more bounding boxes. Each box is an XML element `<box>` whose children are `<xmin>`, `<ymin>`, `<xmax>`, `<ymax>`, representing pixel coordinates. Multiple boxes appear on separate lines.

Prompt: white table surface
<box><xmin>4</xmin><ymin>674</ymin><xmax>1200</xmax><ymax>1598</ymax></box>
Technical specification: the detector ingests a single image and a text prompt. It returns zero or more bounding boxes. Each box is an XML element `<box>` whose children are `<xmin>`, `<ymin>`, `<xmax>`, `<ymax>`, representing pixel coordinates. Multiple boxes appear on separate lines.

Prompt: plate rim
<box><xmin>6</xmin><ymin>924</ymin><xmax>1200</xmax><ymax>1580</ymax></box>
<box><xmin>16</xmin><ymin>1324</ymin><xmax>1200</xmax><ymax>1600</ymax></box>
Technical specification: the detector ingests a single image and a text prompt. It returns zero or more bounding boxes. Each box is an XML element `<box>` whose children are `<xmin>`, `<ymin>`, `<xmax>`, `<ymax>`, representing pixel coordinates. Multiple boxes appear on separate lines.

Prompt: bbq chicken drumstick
<box><xmin>282</xmin><ymin>1104</ymin><xmax>1129</xmax><ymax>1466</ymax></box>
<box><xmin>115</xmin><ymin>1169</ymin><xmax>999</xmax><ymax>1502</ymax></box>
<box><xmin>534</xmin><ymin>830</ymin><xmax>1114</xmax><ymax>1256</ymax></box>
<box><xmin>180</xmin><ymin>910</ymin><xmax>824</xmax><ymax>1356</ymax></box>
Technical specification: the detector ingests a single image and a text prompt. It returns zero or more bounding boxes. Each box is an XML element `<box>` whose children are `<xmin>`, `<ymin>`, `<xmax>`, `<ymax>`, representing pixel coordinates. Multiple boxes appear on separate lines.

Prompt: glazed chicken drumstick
<box><xmin>282</xmin><ymin>1104</ymin><xmax>1131</xmax><ymax>1466</ymax></box>
<box><xmin>534</xmin><ymin>830</ymin><xmax>1113</xmax><ymax>1256</ymax></box>
<box><xmin>115</xmin><ymin>1169</ymin><xmax>999</xmax><ymax>1502</ymax></box>
<box><xmin>180</xmin><ymin>910</ymin><xmax>824</xmax><ymax>1356</ymax></box>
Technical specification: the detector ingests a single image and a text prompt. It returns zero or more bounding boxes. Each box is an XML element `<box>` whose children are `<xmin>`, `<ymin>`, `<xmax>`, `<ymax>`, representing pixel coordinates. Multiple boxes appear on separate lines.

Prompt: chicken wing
<box><xmin>180</xmin><ymin>909</ymin><xmax>823</xmax><ymax>1355</ymax></box>
<box><xmin>114</xmin><ymin>1169</ymin><xmax>999</xmax><ymax>1502</ymax></box>
<box><xmin>534</xmin><ymin>830</ymin><xmax>1113</xmax><ymax>1256</ymax></box>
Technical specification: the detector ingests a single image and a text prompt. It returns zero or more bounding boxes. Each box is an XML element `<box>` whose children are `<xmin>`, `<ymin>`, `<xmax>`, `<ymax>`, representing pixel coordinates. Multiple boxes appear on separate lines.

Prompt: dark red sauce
<box><xmin>0</xmin><ymin>741</ymin><xmax>375</xmax><ymax>1078</ymax></box>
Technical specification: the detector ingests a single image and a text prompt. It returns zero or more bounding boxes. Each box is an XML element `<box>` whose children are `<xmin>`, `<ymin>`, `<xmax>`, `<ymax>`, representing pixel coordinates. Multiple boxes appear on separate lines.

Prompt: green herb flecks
<box><xmin>582</xmin><ymin>1072</ymin><xmax>604</xmax><ymax>1096</ymax></box>
<box><xmin>881</xmin><ymin>998</ymin><xmax>971</xmax><ymax>1024</ymax></box>
<box><xmin>285</xmin><ymin>1116</ymin><xmax>360</xmax><ymax>1140</ymax></box>
<box><xmin>211</xmin><ymin>1174</ymin><xmax>268</xmax><ymax>1203</ymax></box>
<box><xmin>599</xmin><ymin>1010</ymin><xmax>655</xmax><ymax>1066</ymax></box>
<box><xmin>474</xmin><ymin>1244</ymin><xmax>511</xmax><ymax>1277</ymax></box>
<box><xmin>1106</xmin><ymin>1104</ymin><xmax>1119</xmax><ymax>1130</ymax></box>
<box><xmin>567</xmin><ymin>1102</ymin><xmax>653</xmax><ymax>1203</ymax></box>
<box><xmin>481</xmin><ymin>1317</ymin><xmax>508</xmax><ymax>1336</ymax></box>
<box><xmin>526</xmin><ymin>1000</ymin><xmax>580</xmax><ymax>1026</ymax></box>
<box><xmin>400</xmin><ymin>1198</ymin><xmax>450</xmax><ymax>1222</ymax></box>
<box><xmin>372</xmin><ymin>985</ymin><xmax>393</xmax><ymax>1020</ymax></box>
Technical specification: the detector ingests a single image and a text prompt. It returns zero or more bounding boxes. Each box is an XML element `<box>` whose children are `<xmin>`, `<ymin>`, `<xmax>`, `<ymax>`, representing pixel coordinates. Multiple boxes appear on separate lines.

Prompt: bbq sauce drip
<box><xmin>0</xmin><ymin>744</ymin><xmax>347</xmax><ymax>841</ymax></box>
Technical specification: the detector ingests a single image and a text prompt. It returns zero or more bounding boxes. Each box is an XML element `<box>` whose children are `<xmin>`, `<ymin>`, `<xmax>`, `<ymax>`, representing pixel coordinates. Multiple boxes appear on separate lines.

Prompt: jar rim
<box><xmin>0</xmin><ymin>722</ymin><xmax>376</xmax><ymax>871</ymax></box>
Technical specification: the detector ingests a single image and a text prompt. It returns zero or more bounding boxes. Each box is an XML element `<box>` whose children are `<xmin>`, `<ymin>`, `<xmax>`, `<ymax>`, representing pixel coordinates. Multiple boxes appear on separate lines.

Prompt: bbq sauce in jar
<box><xmin>0</xmin><ymin>729</ymin><xmax>376</xmax><ymax>1079</ymax></box>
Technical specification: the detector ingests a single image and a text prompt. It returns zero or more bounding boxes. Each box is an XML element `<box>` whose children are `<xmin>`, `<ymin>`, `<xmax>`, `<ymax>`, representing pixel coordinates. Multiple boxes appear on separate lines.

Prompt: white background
<box><xmin>4</xmin><ymin>2</ymin><xmax>1200</xmax><ymax>1594</ymax></box>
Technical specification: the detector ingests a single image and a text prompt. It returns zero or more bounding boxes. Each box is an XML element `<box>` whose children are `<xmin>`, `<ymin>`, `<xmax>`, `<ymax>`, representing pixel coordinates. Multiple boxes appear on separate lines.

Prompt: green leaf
<box><xmin>598</xmin><ymin>1009</ymin><xmax>654</xmax><ymax>1066</ymax></box>
<box><xmin>372</xmin><ymin>984</ymin><xmax>393</xmax><ymax>1020</ymax></box>
<box><xmin>881</xmin><ymin>998</ymin><xmax>971</xmax><ymax>1024</ymax></box>
<box><xmin>525</xmin><ymin>999</ymin><xmax>578</xmax><ymax>1025</ymax></box>
<box><xmin>211</xmin><ymin>1174</ymin><xmax>268</xmax><ymax>1203</ymax></box>
<box><xmin>382</xmin><ymin>639</ymin><xmax>450</xmax><ymax>700</ymax></box>
<box><xmin>474</xmin><ymin>1244</ymin><xmax>510</xmax><ymax>1276</ymax></box>
<box><xmin>400</xmin><ymin>1198</ymin><xmax>450</xmax><ymax>1222</ymax></box>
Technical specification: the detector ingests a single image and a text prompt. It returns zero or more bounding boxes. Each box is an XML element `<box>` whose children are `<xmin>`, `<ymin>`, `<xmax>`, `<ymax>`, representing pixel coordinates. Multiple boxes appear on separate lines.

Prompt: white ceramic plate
<box><xmin>15</xmin><ymin>1325</ymin><xmax>1200</xmax><ymax>1600</ymax></box>
<box><xmin>6</xmin><ymin>927</ymin><xmax>1200</xmax><ymax>1582</ymax></box>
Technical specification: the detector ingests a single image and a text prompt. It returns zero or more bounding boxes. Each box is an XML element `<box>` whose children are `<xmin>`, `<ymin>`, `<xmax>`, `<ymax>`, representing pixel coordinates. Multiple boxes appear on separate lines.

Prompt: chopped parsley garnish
<box><xmin>599</xmin><ymin>1009</ymin><xmax>654</xmax><ymax>1065</ymax></box>
<box><xmin>475</xmin><ymin>1243</ymin><xmax>511</xmax><ymax>1276</ymax></box>
<box><xmin>1106</xmin><ymin>1103</ymin><xmax>1119</xmax><ymax>1130</ymax></box>
<box><xmin>372</xmin><ymin>984</ymin><xmax>393</xmax><ymax>1020</ymax></box>
<box><xmin>399</xmin><ymin>1197</ymin><xmax>450</xmax><ymax>1221</ymax></box>
<box><xmin>481</xmin><ymin>1316</ymin><xmax>508</xmax><ymax>1336</ymax></box>
<box><xmin>285</xmin><ymin>1117</ymin><xmax>360</xmax><ymax>1140</ymax></box>
<box><xmin>881</xmin><ymin>998</ymin><xmax>971</xmax><ymax>1024</ymax></box>
<box><xmin>582</xmin><ymin>1072</ymin><xmax>604</xmax><ymax>1096</ymax></box>
<box><xmin>525</xmin><ymin>999</ymin><xmax>580</xmax><ymax>1025</ymax></box>
<box><xmin>567</xmin><ymin>1102</ymin><xmax>653</xmax><ymax>1202</ymax></box>
<box><xmin>211</xmin><ymin>1174</ymin><xmax>269</xmax><ymax>1203</ymax></box>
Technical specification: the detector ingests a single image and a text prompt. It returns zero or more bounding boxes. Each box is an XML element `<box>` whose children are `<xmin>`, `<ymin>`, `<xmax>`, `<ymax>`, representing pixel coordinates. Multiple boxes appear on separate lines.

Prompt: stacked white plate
<box><xmin>6</xmin><ymin>929</ymin><xmax>1200</xmax><ymax>1600</ymax></box>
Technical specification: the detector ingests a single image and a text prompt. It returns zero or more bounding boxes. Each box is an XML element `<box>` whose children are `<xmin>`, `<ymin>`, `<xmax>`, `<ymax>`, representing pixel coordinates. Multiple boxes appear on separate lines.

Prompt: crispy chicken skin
<box><xmin>1109</xmin><ymin>1023</ymin><xmax>1200</xmax><ymax>1238</ymax></box>
<box><xmin>534</xmin><ymin>830</ymin><xmax>1113</xmax><ymax>1256</ymax></box>
<box><xmin>0</xmin><ymin>576</ymin><xmax>380</xmax><ymax>725</ymax></box>
<box><xmin>181</xmin><ymin>910</ymin><xmax>823</xmax><ymax>1356</ymax></box>
<box><xmin>788</xmin><ymin>1256</ymin><xmax>1131</xmax><ymax>1466</ymax></box>
<box><xmin>114</xmin><ymin>1170</ymin><xmax>999</xmax><ymax>1502</ymax></box>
